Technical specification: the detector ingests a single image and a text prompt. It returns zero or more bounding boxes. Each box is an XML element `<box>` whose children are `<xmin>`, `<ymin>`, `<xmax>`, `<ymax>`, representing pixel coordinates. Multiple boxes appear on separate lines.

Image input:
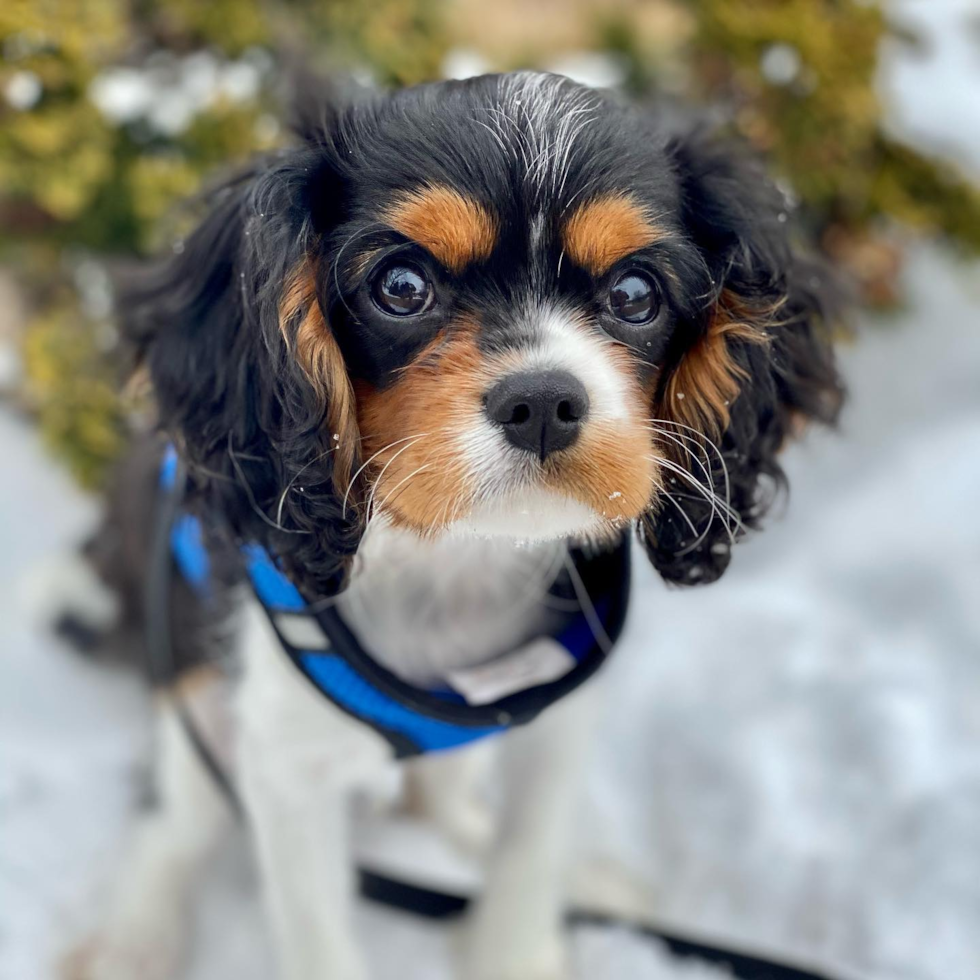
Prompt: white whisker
<box><xmin>275</xmin><ymin>446</ymin><xmax>337</xmax><ymax>527</ymax></box>
<box><xmin>364</xmin><ymin>437</ymin><xmax>428</xmax><ymax>522</ymax></box>
<box><xmin>227</xmin><ymin>436</ymin><xmax>310</xmax><ymax>536</ymax></box>
<box><xmin>562</xmin><ymin>549</ymin><xmax>612</xmax><ymax>656</ymax></box>
<box><xmin>376</xmin><ymin>462</ymin><xmax>432</xmax><ymax>514</ymax></box>
<box><xmin>660</xmin><ymin>490</ymin><xmax>702</xmax><ymax>542</ymax></box>
<box><xmin>647</xmin><ymin>417</ymin><xmax>734</xmax><ymax>522</ymax></box>
<box><xmin>646</xmin><ymin>455</ymin><xmax>744</xmax><ymax>545</ymax></box>
<box><xmin>648</xmin><ymin>428</ymin><xmax>722</xmax><ymax>548</ymax></box>
<box><xmin>332</xmin><ymin>222</ymin><xmax>384</xmax><ymax>321</ymax></box>
<box><xmin>342</xmin><ymin>433</ymin><xmax>428</xmax><ymax>518</ymax></box>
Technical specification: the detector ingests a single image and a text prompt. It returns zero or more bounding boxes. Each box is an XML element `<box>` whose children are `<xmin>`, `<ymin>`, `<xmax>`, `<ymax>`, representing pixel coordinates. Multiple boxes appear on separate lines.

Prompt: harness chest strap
<box><xmin>161</xmin><ymin>446</ymin><xmax>631</xmax><ymax>757</ymax></box>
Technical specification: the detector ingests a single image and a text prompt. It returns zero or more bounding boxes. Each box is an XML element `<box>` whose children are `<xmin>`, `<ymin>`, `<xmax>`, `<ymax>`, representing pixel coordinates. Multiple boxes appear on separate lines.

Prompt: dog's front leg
<box><xmin>464</xmin><ymin>683</ymin><xmax>600</xmax><ymax>980</ymax></box>
<box><xmin>239</xmin><ymin>751</ymin><xmax>367</xmax><ymax>980</ymax></box>
<box><xmin>63</xmin><ymin>698</ymin><xmax>233</xmax><ymax>980</ymax></box>
<box><xmin>237</xmin><ymin>602</ymin><xmax>391</xmax><ymax>980</ymax></box>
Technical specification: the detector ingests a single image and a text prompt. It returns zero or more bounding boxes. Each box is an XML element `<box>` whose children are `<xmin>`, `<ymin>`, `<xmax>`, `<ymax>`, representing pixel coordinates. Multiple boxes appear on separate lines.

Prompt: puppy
<box><xmin>62</xmin><ymin>71</ymin><xmax>842</xmax><ymax>980</ymax></box>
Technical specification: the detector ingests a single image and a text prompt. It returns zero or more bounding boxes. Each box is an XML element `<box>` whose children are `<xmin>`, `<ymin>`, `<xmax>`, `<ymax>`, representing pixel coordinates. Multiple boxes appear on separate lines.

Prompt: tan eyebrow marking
<box><xmin>385</xmin><ymin>186</ymin><xmax>498</xmax><ymax>273</ymax></box>
<box><xmin>562</xmin><ymin>193</ymin><xmax>665</xmax><ymax>276</ymax></box>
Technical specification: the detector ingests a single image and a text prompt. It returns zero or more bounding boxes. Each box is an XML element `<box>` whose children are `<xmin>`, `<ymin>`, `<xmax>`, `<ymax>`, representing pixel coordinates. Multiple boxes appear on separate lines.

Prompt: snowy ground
<box><xmin>2</xmin><ymin>3</ymin><xmax>980</xmax><ymax>979</ymax></box>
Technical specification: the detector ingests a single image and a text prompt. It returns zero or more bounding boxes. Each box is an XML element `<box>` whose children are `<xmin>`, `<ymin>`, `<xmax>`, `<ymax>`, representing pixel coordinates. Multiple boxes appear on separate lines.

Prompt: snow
<box><xmin>880</xmin><ymin>0</ymin><xmax>980</xmax><ymax>179</ymax></box>
<box><xmin>4</xmin><ymin>265</ymin><xmax>978</xmax><ymax>980</ymax></box>
<box><xmin>3</xmin><ymin>2</ymin><xmax>980</xmax><ymax>977</ymax></box>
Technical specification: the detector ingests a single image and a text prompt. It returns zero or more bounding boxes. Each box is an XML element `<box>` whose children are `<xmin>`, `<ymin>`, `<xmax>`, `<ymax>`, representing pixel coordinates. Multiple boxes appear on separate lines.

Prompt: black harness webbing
<box><xmin>358</xmin><ymin>869</ymin><xmax>843</xmax><ymax>980</ymax></box>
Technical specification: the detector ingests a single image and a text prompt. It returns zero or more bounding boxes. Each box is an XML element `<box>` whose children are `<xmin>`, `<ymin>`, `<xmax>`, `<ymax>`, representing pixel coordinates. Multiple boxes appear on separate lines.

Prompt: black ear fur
<box><xmin>640</xmin><ymin>129</ymin><xmax>845</xmax><ymax>586</ymax></box>
<box><xmin>119</xmin><ymin>147</ymin><xmax>361</xmax><ymax>597</ymax></box>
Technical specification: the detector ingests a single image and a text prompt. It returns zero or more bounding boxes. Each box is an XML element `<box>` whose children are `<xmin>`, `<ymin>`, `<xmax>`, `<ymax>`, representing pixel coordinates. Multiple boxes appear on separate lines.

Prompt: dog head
<box><xmin>122</xmin><ymin>72</ymin><xmax>843</xmax><ymax>595</ymax></box>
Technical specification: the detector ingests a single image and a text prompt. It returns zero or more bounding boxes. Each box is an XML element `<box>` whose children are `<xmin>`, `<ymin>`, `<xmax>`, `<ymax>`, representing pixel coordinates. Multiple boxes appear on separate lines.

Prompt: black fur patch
<box><xmin>118</xmin><ymin>72</ymin><xmax>843</xmax><ymax>597</ymax></box>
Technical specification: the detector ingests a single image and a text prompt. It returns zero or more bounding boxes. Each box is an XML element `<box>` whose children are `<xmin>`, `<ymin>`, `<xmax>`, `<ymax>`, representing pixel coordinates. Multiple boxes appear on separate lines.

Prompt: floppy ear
<box><xmin>119</xmin><ymin>146</ymin><xmax>362</xmax><ymax>596</ymax></box>
<box><xmin>640</xmin><ymin>129</ymin><xmax>845</xmax><ymax>585</ymax></box>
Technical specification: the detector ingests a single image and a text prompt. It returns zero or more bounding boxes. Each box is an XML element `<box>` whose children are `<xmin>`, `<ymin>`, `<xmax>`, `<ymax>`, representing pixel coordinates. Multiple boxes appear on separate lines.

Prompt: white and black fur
<box><xmin>53</xmin><ymin>71</ymin><xmax>843</xmax><ymax>980</ymax></box>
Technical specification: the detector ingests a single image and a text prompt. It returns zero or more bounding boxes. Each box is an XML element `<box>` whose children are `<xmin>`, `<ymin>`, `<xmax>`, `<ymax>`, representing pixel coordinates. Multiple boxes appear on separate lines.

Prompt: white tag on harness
<box><xmin>274</xmin><ymin>612</ymin><xmax>332</xmax><ymax>651</ymax></box>
<box><xmin>446</xmin><ymin>638</ymin><xmax>576</xmax><ymax>706</ymax></box>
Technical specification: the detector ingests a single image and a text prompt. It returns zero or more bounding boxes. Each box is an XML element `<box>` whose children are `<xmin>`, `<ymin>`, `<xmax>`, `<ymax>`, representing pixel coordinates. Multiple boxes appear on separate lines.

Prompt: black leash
<box><xmin>357</xmin><ymin>869</ymin><xmax>841</xmax><ymax>980</ymax></box>
<box><xmin>146</xmin><ymin>454</ymin><xmax>847</xmax><ymax>980</ymax></box>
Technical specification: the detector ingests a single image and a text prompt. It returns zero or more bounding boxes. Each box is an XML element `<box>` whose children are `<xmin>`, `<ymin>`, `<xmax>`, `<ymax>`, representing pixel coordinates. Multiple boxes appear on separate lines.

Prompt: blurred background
<box><xmin>1</xmin><ymin>1</ymin><xmax>978</xmax><ymax>979</ymax></box>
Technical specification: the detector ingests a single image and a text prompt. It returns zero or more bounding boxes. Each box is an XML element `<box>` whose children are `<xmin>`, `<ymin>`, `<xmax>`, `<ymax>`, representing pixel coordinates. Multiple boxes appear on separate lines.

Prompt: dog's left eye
<box><xmin>372</xmin><ymin>263</ymin><xmax>433</xmax><ymax>317</ymax></box>
<box><xmin>608</xmin><ymin>271</ymin><xmax>659</xmax><ymax>324</ymax></box>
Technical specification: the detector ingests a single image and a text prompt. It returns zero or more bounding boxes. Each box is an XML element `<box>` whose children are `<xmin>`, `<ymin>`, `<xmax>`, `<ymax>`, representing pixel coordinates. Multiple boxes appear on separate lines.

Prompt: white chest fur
<box><xmin>336</xmin><ymin>523</ymin><xmax>567</xmax><ymax>687</ymax></box>
<box><xmin>233</xmin><ymin>525</ymin><xmax>569</xmax><ymax>794</ymax></box>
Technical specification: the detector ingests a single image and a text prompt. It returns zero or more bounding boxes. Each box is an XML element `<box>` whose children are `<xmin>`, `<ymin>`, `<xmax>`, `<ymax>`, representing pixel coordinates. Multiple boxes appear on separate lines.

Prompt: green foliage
<box><xmin>1</xmin><ymin>0</ymin><xmax>448</xmax><ymax>487</ymax></box>
<box><xmin>1</xmin><ymin>1</ymin><xmax>125</xmax><ymax>237</ymax></box>
<box><xmin>293</xmin><ymin>0</ymin><xmax>449</xmax><ymax>85</ymax></box>
<box><xmin>151</xmin><ymin>0</ymin><xmax>270</xmax><ymax>55</ymax></box>
<box><xmin>2</xmin><ymin>0</ymin><xmax>977</xmax><ymax>488</ymax></box>
<box><xmin>687</xmin><ymin>0</ymin><xmax>980</xmax><ymax>249</ymax></box>
<box><xmin>21</xmin><ymin>295</ymin><xmax>129</xmax><ymax>489</ymax></box>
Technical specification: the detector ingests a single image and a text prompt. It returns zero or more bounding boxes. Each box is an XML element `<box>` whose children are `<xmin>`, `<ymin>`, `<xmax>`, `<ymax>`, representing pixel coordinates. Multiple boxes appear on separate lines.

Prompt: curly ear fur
<box><xmin>118</xmin><ymin>148</ymin><xmax>363</xmax><ymax>597</ymax></box>
<box><xmin>640</xmin><ymin>130</ymin><xmax>845</xmax><ymax>585</ymax></box>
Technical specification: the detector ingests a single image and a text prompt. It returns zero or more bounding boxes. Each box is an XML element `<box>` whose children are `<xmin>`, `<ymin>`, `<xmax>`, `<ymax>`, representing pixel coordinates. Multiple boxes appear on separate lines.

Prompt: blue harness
<box><xmin>161</xmin><ymin>448</ymin><xmax>630</xmax><ymax>757</ymax></box>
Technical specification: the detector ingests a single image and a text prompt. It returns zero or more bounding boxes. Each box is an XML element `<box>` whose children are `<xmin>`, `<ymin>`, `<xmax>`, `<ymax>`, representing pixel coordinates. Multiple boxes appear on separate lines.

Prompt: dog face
<box><xmin>123</xmin><ymin>72</ymin><xmax>842</xmax><ymax>595</ymax></box>
<box><xmin>324</xmin><ymin>77</ymin><xmax>680</xmax><ymax>541</ymax></box>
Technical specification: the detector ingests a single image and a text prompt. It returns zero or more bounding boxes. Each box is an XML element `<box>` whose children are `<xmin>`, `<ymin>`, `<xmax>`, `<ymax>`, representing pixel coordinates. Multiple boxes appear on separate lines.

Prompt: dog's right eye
<box><xmin>608</xmin><ymin>271</ymin><xmax>659</xmax><ymax>325</ymax></box>
<box><xmin>372</xmin><ymin>263</ymin><xmax>433</xmax><ymax>317</ymax></box>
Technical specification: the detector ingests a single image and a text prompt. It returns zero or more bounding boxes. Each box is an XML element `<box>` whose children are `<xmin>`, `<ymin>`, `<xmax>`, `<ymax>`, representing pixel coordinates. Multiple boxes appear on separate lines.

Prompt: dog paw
<box><xmin>466</xmin><ymin>958</ymin><xmax>569</xmax><ymax>980</ymax></box>
<box><xmin>60</xmin><ymin>927</ymin><xmax>182</xmax><ymax>980</ymax></box>
<box><xmin>463</xmin><ymin>931</ymin><xmax>570</xmax><ymax>980</ymax></box>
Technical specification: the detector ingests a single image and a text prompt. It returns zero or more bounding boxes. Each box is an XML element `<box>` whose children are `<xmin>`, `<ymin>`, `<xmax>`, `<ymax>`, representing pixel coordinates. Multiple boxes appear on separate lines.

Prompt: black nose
<box><xmin>485</xmin><ymin>370</ymin><xmax>590</xmax><ymax>461</ymax></box>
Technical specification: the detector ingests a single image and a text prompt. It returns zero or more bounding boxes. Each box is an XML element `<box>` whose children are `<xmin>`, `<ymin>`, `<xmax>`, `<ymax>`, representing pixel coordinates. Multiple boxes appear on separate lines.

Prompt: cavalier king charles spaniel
<box><xmin>58</xmin><ymin>71</ymin><xmax>842</xmax><ymax>980</ymax></box>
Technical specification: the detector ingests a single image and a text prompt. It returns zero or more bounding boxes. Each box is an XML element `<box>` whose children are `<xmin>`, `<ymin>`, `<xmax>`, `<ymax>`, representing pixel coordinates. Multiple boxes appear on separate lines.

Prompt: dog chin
<box><xmin>446</xmin><ymin>487</ymin><xmax>617</xmax><ymax>544</ymax></box>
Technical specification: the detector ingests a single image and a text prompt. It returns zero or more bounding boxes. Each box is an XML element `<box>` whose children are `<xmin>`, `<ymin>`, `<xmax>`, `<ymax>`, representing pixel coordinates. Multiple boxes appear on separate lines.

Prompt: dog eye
<box><xmin>372</xmin><ymin>263</ymin><xmax>433</xmax><ymax>317</ymax></box>
<box><xmin>608</xmin><ymin>272</ymin><xmax>659</xmax><ymax>324</ymax></box>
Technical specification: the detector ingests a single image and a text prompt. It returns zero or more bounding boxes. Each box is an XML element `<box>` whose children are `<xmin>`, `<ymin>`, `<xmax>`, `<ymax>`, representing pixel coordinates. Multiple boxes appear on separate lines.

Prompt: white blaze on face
<box><xmin>522</xmin><ymin>305</ymin><xmax>631</xmax><ymax>422</ymax></box>
<box><xmin>453</xmin><ymin>303</ymin><xmax>637</xmax><ymax>540</ymax></box>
